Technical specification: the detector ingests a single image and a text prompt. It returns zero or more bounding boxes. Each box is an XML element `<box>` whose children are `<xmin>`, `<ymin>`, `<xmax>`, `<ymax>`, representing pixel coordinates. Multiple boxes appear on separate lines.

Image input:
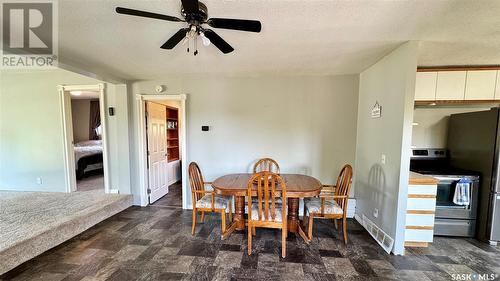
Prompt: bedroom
<box><xmin>70</xmin><ymin>90</ymin><xmax>105</xmax><ymax>192</ymax></box>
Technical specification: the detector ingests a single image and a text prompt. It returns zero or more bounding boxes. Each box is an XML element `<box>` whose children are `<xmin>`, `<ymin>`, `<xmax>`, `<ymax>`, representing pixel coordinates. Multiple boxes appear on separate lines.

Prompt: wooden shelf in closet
<box><xmin>166</xmin><ymin>106</ymin><xmax>179</xmax><ymax>163</ymax></box>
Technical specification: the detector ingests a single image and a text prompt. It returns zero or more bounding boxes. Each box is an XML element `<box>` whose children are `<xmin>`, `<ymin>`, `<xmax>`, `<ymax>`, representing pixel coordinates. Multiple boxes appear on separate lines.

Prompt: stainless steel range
<box><xmin>410</xmin><ymin>148</ymin><xmax>480</xmax><ymax>237</ymax></box>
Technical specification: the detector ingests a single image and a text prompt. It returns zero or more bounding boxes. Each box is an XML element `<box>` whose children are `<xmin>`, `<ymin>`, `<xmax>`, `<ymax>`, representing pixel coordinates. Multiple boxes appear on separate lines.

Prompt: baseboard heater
<box><xmin>355</xmin><ymin>213</ymin><xmax>394</xmax><ymax>254</ymax></box>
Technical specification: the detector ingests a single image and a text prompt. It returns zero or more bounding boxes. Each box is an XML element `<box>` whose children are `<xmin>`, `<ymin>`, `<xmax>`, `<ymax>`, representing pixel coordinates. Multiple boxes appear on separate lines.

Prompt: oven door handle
<box><xmin>435</xmin><ymin>177</ymin><xmax>470</xmax><ymax>182</ymax></box>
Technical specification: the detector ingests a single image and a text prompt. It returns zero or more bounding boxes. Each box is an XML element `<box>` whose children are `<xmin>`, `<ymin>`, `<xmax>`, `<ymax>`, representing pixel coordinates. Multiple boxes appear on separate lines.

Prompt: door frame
<box><xmin>58</xmin><ymin>83</ymin><xmax>110</xmax><ymax>193</ymax></box>
<box><xmin>136</xmin><ymin>94</ymin><xmax>187</xmax><ymax>208</ymax></box>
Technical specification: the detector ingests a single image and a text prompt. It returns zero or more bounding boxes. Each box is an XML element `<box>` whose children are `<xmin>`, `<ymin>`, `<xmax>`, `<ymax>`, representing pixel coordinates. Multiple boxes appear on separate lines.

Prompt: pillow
<box><xmin>75</xmin><ymin>140</ymin><xmax>102</xmax><ymax>147</ymax></box>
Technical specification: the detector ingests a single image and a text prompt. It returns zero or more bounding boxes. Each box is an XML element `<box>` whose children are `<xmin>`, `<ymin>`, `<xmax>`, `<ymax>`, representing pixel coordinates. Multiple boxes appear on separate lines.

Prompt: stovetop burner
<box><xmin>411</xmin><ymin>167</ymin><xmax>480</xmax><ymax>176</ymax></box>
<box><xmin>410</xmin><ymin>148</ymin><xmax>480</xmax><ymax>176</ymax></box>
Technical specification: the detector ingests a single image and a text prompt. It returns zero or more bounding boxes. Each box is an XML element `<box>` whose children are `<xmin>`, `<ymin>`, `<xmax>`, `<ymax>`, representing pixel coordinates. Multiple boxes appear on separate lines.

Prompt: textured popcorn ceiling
<box><xmin>58</xmin><ymin>0</ymin><xmax>500</xmax><ymax>80</ymax></box>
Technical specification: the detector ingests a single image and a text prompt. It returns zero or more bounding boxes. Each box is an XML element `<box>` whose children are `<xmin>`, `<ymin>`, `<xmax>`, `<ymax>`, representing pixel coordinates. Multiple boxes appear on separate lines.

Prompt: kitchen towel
<box><xmin>453</xmin><ymin>178</ymin><xmax>471</xmax><ymax>206</ymax></box>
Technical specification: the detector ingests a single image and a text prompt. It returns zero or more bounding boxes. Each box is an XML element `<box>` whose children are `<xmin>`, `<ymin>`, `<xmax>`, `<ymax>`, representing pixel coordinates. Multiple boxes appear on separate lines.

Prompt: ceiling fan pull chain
<box><xmin>194</xmin><ymin>34</ymin><xmax>198</xmax><ymax>56</ymax></box>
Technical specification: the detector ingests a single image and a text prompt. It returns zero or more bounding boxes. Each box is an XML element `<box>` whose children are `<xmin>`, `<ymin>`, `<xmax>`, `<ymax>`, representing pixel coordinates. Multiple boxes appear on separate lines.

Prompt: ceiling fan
<box><xmin>116</xmin><ymin>0</ymin><xmax>262</xmax><ymax>55</ymax></box>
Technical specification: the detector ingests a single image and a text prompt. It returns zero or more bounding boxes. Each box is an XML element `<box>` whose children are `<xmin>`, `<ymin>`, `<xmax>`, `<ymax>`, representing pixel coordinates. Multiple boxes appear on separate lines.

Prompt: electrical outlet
<box><xmin>381</xmin><ymin>154</ymin><xmax>386</xmax><ymax>165</ymax></box>
<box><xmin>36</xmin><ymin>177</ymin><xmax>43</xmax><ymax>185</ymax></box>
<box><xmin>373</xmin><ymin>208</ymin><xmax>379</xmax><ymax>218</ymax></box>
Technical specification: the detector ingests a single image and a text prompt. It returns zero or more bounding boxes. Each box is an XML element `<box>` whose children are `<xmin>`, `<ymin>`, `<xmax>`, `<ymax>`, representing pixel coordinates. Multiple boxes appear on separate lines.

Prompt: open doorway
<box><xmin>145</xmin><ymin>101</ymin><xmax>182</xmax><ymax>206</ymax></box>
<box><xmin>137</xmin><ymin>94</ymin><xmax>187</xmax><ymax>208</ymax></box>
<box><xmin>59</xmin><ymin>84</ymin><xmax>110</xmax><ymax>193</ymax></box>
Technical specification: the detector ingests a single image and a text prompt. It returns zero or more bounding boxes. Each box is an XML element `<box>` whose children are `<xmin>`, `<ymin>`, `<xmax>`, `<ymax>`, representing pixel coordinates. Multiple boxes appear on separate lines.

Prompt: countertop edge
<box><xmin>409</xmin><ymin>171</ymin><xmax>439</xmax><ymax>185</ymax></box>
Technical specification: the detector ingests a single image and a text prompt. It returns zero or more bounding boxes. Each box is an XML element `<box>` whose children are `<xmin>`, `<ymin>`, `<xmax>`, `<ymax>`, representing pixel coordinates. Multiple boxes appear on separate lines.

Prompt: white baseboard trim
<box><xmin>346</xmin><ymin>198</ymin><xmax>356</xmax><ymax>218</ymax></box>
<box><xmin>355</xmin><ymin>213</ymin><xmax>394</xmax><ymax>254</ymax></box>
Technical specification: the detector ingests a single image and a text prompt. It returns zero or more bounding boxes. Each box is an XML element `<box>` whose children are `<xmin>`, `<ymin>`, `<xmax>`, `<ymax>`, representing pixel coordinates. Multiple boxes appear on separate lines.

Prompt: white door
<box><xmin>147</xmin><ymin>102</ymin><xmax>168</xmax><ymax>203</ymax></box>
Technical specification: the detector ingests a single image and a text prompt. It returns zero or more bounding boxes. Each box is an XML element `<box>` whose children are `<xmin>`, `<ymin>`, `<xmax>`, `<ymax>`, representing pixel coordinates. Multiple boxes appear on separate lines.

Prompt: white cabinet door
<box><xmin>496</xmin><ymin>71</ymin><xmax>500</xmax><ymax>100</ymax></box>
<box><xmin>436</xmin><ymin>71</ymin><xmax>466</xmax><ymax>100</ymax></box>
<box><xmin>174</xmin><ymin>160</ymin><xmax>181</xmax><ymax>182</ymax></box>
<box><xmin>465</xmin><ymin>70</ymin><xmax>497</xmax><ymax>100</ymax></box>
<box><xmin>415</xmin><ymin>72</ymin><xmax>437</xmax><ymax>101</ymax></box>
<box><xmin>167</xmin><ymin>161</ymin><xmax>175</xmax><ymax>185</ymax></box>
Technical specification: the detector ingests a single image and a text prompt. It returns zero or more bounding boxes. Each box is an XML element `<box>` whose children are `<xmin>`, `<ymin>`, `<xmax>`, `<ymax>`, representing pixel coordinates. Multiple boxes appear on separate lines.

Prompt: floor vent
<box><xmin>355</xmin><ymin>214</ymin><xmax>394</xmax><ymax>254</ymax></box>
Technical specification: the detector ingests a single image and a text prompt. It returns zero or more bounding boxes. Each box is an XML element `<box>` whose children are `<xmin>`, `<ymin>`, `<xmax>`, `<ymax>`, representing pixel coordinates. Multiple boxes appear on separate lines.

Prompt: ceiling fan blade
<box><xmin>203</xmin><ymin>29</ymin><xmax>234</xmax><ymax>54</ymax></box>
<box><xmin>116</xmin><ymin>7</ymin><xmax>183</xmax><ymax>22</ymax></box>
<box><xmin>207</xmin><ymin>18</ymin><xmax>261</xmax><ymax>33</ymax></box>
<box><xmin>181</xmin><ymin>0</ymin><xmax>199</xmax><ymax>14</ymax></box>
<box><xmin>161</xmin><ymin>28</ymin><xmax>189</xmax><ymax>49</ymax></box>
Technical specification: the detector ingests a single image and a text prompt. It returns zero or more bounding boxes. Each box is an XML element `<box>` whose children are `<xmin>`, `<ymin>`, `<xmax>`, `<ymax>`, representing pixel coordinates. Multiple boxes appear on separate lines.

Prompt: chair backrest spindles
<box><xmin>248</xmin><ymin>172</ymin><xmax>286</xmax><ymax>222</ymax></box>
<box><xmin>188</xmin><ymin>162</ymin><xmax>205</xmax><ymax>201</ymax></box>
<box><xmin>253</xmin><ymin>158</ymin><xmax>280</xmax><ymax>174</ymax></box>
<box><xmin>334</xmin><ymin>164</ymin><xmax>353</xmax><ymax>209</ymax></box>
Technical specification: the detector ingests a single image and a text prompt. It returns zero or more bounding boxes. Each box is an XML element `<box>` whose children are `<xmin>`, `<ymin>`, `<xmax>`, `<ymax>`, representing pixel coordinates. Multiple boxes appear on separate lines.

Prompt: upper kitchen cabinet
<box><xmin>435</xmin><ymin>71</ymin><xmax>466</xmax><ymax>100</ymax></box>
<box><xmin>415</xmin><ymin>72</ymin><xmax>437</xmax><ymax>101</ymax></box>
<box><xmin>465</xmin><ymin>70</ymin><xmax>497</xmax><ymax>100</ymax></box>
<box><xmin>496</xmin><ymin>71</ymin><xmax>500</xmax><ymax>100</ymax></box>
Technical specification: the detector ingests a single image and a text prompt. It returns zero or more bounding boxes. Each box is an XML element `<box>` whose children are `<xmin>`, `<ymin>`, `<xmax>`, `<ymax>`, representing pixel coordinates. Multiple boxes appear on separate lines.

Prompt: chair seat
<box><xmin>250</xmin><ymin>205</ymin><xmax>284</xmax><ymax>222</ymax></box>
<box><xmin>305</xmin><ymin>198</ymin><xmax>343</xmax><ymax>215</ymax></box>
<box><xmin>196</xmin><ymin>194</ymin><xmax>230</xmax><ymax>210</ymax></box>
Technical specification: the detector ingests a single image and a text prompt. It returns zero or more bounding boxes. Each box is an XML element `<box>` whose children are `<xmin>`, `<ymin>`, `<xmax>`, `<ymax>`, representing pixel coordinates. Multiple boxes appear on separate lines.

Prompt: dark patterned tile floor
<box><xmin>152</xmin><ymin>182</ymin><xmax>182</xmax><ymax>208</ymax></box>
<box><xmin>1</xmin><ymin>204</ymin><xmax>500</xmax><ymax>281</ymax></box>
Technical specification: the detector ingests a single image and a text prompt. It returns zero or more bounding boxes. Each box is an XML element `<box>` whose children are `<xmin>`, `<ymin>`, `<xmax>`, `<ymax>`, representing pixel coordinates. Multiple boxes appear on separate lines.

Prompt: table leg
<box><xmin>221</xmin><ymin>195</ymin><xmax>246</xmax><ymax>240</ymax></box>
<box><xmin>233</xmin><ymin>196</ymin><xmax>246</xmax><ymax>230</ymax></box>
<box><xmin>287</xmin><ymin>198</ymin><xmax>299</xmax><ymax>232</ymax></box>
<box><xmin>288</xmin><ymin>198</ymin><xmax>310</xmax><ymax>243</ymax></box>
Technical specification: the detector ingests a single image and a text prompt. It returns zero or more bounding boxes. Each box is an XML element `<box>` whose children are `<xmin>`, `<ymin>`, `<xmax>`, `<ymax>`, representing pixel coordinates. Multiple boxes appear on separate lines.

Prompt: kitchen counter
<box><xmin>409</xmin><ymin>171</ymin><xmax>439</xmax><ymax>185</ymax></box>
<box><xmin>405</xmin><ymin>171</ymin><xmax>439</xmax><ymax>248</ymax></box>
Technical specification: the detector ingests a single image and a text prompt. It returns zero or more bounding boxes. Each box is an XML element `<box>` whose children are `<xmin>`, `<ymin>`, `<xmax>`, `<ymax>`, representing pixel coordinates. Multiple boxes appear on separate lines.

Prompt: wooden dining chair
<box><xmin>303</xmin><ymin>164</ymin><xmax>353</xmax><ymax>244</ymax></box>
<box><xmin>189</xmin><ymin>162</ymin><xmax>232</xmax><ymax>235</ymax></box>
<box><xmin>253</xmin><ymin>158</ymin><xmax>280</xmax><ymax>174</ymax></box>
<box><xmin>247</xmin><ymin>172</ymin><xmax>287</xmax><ymax>258</ymax></box>
<box><xmin>251</xmin><ymin>158</ymin><xmax>282</xmax><ymax>207</ymax></box>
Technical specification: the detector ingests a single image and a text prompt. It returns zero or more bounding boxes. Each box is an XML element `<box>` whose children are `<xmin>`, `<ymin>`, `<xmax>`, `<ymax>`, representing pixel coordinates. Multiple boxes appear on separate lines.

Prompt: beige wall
<box><xmin>130</xmin><ymin>74</ymin><xmax>360</xmax><ymax>206</ymax></box>
<box><xmin>354</xmin><ymin>42</ymin><xmax>418</xmax><ymax>254</ymax></box>
<box><xmin>71</xmin><ymin>99</ymin><xmax>91</xmax><ymax>143</ymax></box>
<box><xmin>0</xmin><ymin>70</ymin><xmax>100</xmax><ymax>191</ymax></box>
<box><xmin>412</xmin><ymin>106</ymin><xmax>492</xmax><ymax>148</ymax></box>
<box><xmin>0</xmin><ymin>69</ymin><xmax>130</xmax><ymax>194</ymax></box>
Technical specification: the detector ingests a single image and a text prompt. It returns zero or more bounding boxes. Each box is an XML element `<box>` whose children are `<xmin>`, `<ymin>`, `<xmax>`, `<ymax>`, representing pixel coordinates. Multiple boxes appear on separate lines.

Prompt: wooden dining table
<box><xmin>212</xmin><ymin>173</ymin><xmax>322</xmax><ymax>242</ymax></box>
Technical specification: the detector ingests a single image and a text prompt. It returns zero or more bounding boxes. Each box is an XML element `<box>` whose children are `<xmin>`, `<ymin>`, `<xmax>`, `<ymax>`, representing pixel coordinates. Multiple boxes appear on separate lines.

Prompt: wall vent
<box><xmin>355</xmin><ymin>214</ymin><xmax>394</xmax><ymax>254</ymax></box>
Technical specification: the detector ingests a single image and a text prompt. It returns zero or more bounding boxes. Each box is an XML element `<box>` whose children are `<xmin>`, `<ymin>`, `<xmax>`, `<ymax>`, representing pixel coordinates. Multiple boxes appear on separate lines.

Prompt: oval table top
<box><xmin>212</xmin><ymin>173</ymin><xmax>322</xmax><ymax>198</ymax></box>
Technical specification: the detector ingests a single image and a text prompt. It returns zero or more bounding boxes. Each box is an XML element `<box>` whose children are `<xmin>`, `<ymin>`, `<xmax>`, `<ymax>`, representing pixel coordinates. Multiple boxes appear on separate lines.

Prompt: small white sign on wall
<box><xmin>371</xmin><ymin>102</ymin><xmax>382</xmax><ymax>118</ymax></box>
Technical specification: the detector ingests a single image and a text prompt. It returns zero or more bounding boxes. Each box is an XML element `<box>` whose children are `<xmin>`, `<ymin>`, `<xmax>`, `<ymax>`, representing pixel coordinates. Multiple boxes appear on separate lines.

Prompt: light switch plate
<box><xmin>381</xmin><ymin>154</ymin><xmax>386</xmax><ymax>165</ymax></box>
<box><xmin>373</xmin><ymin>208</ymin><xmax>379</xmax><ymax>218</ymax></box>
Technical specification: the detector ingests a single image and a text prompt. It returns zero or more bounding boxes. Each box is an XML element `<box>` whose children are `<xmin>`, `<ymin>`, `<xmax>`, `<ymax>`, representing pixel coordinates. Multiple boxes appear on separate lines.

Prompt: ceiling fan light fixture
<box><xmin>188</xmin><ymin>25</ymin><xmax>197</xmax><ymax>38</ymax></box>
<box><xmin>200</xmin><ymin>32</ymin><xmax>211</xmax><ymax>46</ymax></box>
<box><xmin>116</xmin><ymin>0</ymin><xmax>261</xmax><ymax>54</ymax></box>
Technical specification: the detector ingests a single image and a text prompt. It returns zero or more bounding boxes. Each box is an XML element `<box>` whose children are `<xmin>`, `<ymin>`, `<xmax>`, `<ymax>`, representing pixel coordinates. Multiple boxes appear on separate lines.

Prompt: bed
<box><xmin>74</xmin><ymin>140</ymin><xmax>103</xmax><ymax>180</ymax></box>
